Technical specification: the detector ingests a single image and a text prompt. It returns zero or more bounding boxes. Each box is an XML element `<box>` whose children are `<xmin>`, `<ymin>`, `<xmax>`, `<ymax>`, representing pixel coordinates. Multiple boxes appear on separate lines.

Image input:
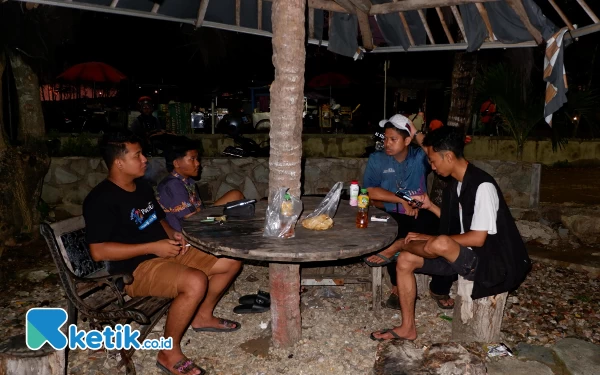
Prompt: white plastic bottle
<box><xmin>349</xmin><ymin>180</ymin><xmax>360</xmax><ymax>206</ymax></box>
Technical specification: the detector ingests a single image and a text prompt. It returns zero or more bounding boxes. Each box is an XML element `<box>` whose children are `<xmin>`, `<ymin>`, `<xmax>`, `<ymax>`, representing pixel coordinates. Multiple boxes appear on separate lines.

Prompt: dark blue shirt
<box><xmin>363</xmin><ymin>147</ymin><xmax>430</xmax><ymax>214</ymax></box>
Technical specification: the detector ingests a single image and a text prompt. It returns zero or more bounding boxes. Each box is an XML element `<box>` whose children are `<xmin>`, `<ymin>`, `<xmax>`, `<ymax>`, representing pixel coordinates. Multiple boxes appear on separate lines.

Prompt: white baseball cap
<box><xmin>379</xmin><ymin>114</ymin><xmax>415</xmax><ymax>137</ymax></box>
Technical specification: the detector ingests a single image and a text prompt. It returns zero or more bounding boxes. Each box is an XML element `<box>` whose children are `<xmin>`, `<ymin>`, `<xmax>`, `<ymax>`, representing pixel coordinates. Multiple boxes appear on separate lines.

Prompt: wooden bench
<box><xmin>40</xmin><ymin>216</ymin><xmax>172</xmax><ymax>375</ymax></box>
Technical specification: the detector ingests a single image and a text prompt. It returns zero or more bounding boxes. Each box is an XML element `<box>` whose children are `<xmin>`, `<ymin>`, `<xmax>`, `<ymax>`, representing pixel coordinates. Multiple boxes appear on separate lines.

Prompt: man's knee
<box><xmin>396</xmin><ymin>251</ymin><xmax>422</xmax><ymax>273</ymax></box>
<box><xmin>230</xmin><ymin>190</ymin><xmax>244</xmax><ymax>200</ymax></box>
<box><xmin>425</xmin><ymin>235</ymin><xmax>458</xmax><ymax>257</ymax></box>
<box><xmin>179</xmin><ymin>268</ymin><xmax>208</xmax><ymax>297</ymax></box>
<box><xmin>224</xmin><ymin>258</ymin><xmax>243</xmax><ymax>274</ymax></box>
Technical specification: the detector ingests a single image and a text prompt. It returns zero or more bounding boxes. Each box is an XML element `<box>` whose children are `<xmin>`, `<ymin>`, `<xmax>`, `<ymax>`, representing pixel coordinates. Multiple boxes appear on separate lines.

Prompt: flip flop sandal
<box><xmin>238</xmin><ymin>290</ymin><xmax>270</xmax><ymax>306</ymax></box>
<box><xmin>233</xmin><ymin>291</ymin><xmax>270</xmax><ymax>314</ymax></box>
<box><xmin>156</xmin><ymin>357</ymin><xmax>206</xmax><ymax>375</ymax></box>
<box><xmin>429</xmin><ymin>290</ymin><xmax>454</xmax><ymax>310</ymax></box>
<box><xmin>192</xmin><ymin>318</ymin><xmax>241</xmax><ymax>332</ymax></box>
<box><xmin>369</xmin><ymin>328</ymin><xmax>405</xmax><ymax>342</ymax></box>
<box><xmin>363</xmin><ymin>252</ymin><xmax>398</xmax><ymax>267</ymax></box>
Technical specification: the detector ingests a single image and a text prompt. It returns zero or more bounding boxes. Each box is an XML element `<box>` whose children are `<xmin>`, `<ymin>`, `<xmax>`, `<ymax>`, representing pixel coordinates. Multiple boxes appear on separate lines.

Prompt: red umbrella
<box><xmin>307</xmin><ymin>72</ymin><xmax>351</xmax><ymax>88</ymax></box>
<box><xmin>57</xmin><ymin>62</ymin><xmax>126</xmax><ymax>83</ymax></box>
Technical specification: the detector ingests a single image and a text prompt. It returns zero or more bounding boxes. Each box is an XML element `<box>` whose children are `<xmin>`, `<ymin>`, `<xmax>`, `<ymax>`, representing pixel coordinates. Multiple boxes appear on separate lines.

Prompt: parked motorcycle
<box><xmin>222</xmin><ymin>135</ymin><xmax>270</xmax><ymax>158</ymax></box>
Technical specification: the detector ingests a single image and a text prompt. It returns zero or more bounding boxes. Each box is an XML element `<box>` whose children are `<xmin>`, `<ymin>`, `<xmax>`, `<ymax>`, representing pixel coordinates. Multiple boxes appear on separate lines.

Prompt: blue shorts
<box><xmin>414</xmin><ymin>246</ymin><xmax>478</xmax><ymax>281</ymax></box>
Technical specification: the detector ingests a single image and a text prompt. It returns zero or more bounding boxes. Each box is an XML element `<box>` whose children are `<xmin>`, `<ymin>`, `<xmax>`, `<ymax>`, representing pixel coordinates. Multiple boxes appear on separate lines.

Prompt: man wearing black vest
<box><xmin>371</xmin><ymin>126</ymin><xmax>531</xmax><ymax>341</ymax></box>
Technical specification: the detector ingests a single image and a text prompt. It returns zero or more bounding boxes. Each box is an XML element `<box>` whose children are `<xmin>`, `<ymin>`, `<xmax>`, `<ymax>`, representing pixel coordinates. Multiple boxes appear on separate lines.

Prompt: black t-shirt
<box><xmin>83</xmin><ymin>179</ymin><xmax>168</xmax><ymax>275</ymax></box>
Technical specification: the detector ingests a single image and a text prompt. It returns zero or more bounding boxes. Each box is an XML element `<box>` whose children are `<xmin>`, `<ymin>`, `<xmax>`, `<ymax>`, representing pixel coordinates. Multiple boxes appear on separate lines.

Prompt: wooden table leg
<box><xmin>372</xmin><ymin>266</ymin><xmax>382</xmax><ymax>314</ymax></box>
<box><xmin>269</xmin><ymin>263</ymin><xmax>301</xmax><ymax>348</ymax></box>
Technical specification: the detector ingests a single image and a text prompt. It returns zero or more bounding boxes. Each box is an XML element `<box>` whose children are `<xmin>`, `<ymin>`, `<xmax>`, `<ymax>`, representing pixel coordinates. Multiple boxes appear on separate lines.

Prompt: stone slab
<box><xmin>486</xmin><ymin>357</ymin><xmax>554</xmax><ymax>375</ymax></box>
<box><xmin>552</xmin><ymin>338</ymin><xmax>600</xmax><ymax>375</ymax></box>
<box><xmin>514</xmin><ymin>342</ymin><xmax>556</xmax><ymax>368</ymax></box>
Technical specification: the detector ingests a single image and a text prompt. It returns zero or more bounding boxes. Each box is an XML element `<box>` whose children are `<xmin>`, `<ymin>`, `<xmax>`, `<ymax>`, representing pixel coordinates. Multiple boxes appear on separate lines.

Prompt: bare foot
<box><xmin>157</xmin><ymin>350</ymin><xmax>203</xmax><ymax>375</ymax></box>
<box><xmin>371</xmin><ymin>326</ymin><xmax>417</xmax><ymax>341</ymax></box>
<box><xmin>365</xmin><ymin>246</ymin><xmax>398</xmax><ymax>265</ymax></box>
<box><xmin>191</xmin><ymin>316</ymin><xmax>239</xmax><ymax>330</ymax></box>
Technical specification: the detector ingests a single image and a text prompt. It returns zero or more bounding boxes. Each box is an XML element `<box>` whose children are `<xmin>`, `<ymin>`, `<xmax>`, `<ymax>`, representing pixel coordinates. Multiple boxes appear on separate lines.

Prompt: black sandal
<box><xmin>233</xmin><ymin>290</ymin><xmax>270</xmax><ymax>314</ymax></box>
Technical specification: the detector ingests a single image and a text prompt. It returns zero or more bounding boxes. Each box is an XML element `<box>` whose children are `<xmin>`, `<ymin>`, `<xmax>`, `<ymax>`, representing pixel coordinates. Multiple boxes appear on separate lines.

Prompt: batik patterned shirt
<box><xmin>156</xmin><ymin>172</ymin><xmax>202</xmax><ymax>232</ymax></box>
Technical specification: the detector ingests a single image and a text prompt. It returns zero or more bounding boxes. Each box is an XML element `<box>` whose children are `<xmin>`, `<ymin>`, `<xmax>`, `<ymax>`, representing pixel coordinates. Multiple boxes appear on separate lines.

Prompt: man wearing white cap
<box><xmin>363</xmin><ymin>114</ymin><xmax>455</xmax><ymax>310</ymax></box>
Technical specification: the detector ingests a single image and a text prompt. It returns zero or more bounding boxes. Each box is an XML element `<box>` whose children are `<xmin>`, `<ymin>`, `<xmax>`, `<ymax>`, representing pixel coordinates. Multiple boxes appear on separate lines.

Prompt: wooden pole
<box><xmin>269</xmin><ymin>264</ymin><xmax>301</xmax><ymax>347</ymax></box>
<box><xmin>475</xmin><ymin>3</ymin><xmax>495</xmax><ymax>41</ymax></box>
<box><xmin>417</xmin><ymin>9</ymin><xmax>436</xmax><ymax>44</ymax></box>
<box><xmin>505</xmin><ymin>0</ymin><xmax>543</xmax><ymax>44</ymax></box>
<box><xmin>258</xmin><ymin>0</ymin><xmax>263</xmax><ymax>30</ymax></box>
<box><xmin>451</xmin><ymin>5</ymin><xmax>468</xmax><ymax>43</ymax></box>
<box><xmin>436</xmin><ymin>7</ymin><xmax>455</xmax><ymax>43</ymax></box>
<box><xmin>195</xmin><ymin>0</ymin><xmax>210</xmax><ymax>27</ymax></box>
<box><xmin>151</xmin><ymin>3</ymin><xmax>160</xmax><ymax>13</ymax></box>
<box><xmin>370</xmin><ymin>0</ymin><xmax>499</xmax><ymax>15</ymax></box>
<box><xmin>109</xmin><ymin>0</ymin><xmax>118</xmax><ymax>8</ymax></box>
<box><xmin>235</xmin><ymin>0</ymin><xmax>241</xmax><ymax>26</ymax></box>
<box><xmin>547</xmin><ymin>0</ymin><xmax>574</xmax><ymax>31</ymax></box>
<box><xmin>575</xmin><ymin>0</ymin><xmax>599</xmax><ymax>24</ymax></box>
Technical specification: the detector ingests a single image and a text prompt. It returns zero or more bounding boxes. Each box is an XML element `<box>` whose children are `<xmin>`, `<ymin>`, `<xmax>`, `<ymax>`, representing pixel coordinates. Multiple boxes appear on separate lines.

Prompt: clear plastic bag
<box><xmin>301</xmin><ymin>182</ymin><xmax>343</xmax><ymax>231</ymax></box>
<box><xmin>263</xmin><ymin>187</ymin><xmax>303</xmax><ymax>238</ymax></box>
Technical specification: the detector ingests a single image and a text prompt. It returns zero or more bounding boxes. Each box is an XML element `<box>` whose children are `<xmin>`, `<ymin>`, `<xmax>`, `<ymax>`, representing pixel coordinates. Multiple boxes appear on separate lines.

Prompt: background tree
<box><xmin>0</xmin><ymin>4</ymin><xmax>76</xmax><ymax>253</ymax></box>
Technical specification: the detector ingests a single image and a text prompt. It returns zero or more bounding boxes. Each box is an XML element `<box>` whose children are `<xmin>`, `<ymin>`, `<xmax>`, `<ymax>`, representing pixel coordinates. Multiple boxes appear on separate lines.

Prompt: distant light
<box><xmin>155</xmin><ymin>90</ymin><xmax>158</xmax><ymax>94</ymax></box>
<box><xmin>138</xmin><ymin>86</ymin><xmax>141</xmax><ymax>89</ymax></box>
<box><xmin>573</xmin><ymin>116</ymin><xmax>578</xmax><ymax>121</ymax></box>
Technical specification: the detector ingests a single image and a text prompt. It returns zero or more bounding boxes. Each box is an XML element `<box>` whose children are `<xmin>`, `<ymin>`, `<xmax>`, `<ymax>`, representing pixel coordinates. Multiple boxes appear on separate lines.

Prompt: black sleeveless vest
<box><xmin>439</xmin><ymin>163</ymin><xmax>531</xmax><ymax>299</ymax></box>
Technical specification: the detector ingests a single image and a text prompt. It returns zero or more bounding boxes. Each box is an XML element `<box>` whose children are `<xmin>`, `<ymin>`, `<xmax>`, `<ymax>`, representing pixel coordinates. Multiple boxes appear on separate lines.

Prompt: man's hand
<box><xmin>401</xmin><ymin>200</ymin><xmax>419</xmax><ymax>217</ymax></box>
<box><xmin>173</xmin><ymin>232</ymin><xmax>190</xmax><ymax>255</ymax></box>
<box><xmin>411</xmin><ymin>193</ymin><xmax>432</xmax><ymax>210</ymax></box>
<box><xmin>153</xmin><ymin>239</ymin><xmax>182</xmax><ymax>258</ymax></box>
<box><xmin>404</xmin><ymin>232</ymin><xmax>433</xmax><ymax>244</ymax></box>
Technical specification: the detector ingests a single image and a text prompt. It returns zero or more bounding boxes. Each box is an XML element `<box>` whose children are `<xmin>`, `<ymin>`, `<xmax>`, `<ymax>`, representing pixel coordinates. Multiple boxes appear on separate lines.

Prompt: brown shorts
<box><xmin>124</xmin><ymin>249</ymin><xmax>218</xmax><ymax>298</ymax></box>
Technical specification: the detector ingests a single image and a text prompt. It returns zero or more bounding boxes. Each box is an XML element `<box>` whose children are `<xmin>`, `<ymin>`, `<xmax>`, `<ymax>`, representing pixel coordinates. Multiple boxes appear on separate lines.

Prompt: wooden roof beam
<box><xmin>547</xmin><ymin>0</ymin><xmax>574</xmax><ymax>31</ymax></box>
<box><xmin>506</xmin><ymin>0</ymin><xmax>543</xmax><ymax>44</ymax></box>
<box><xmin>450</xmin><ymin>5</ymin><xmax>467</xmax><ymax>43</ymax></box>
<box><xmin>475</xmin><ymin>3</ymin><xmax>495</xmax><ymax>41</ymax></box>
<box><xmin>575</xmin><ymin>0</ymin><xmax>599</xmax><ymax>24</ymax></box>
<box><xmin>348</xmin><ymin>0</ymin><xmax>372</xmax><ymax>13</ymax></box>
<box><xmin>334</xmin><ymin>0</ymin><xmax>356</xmax><ymax>14</ymax></box>
<box><xmin>308</xmin><ymin>0</ymin><xmax>350</xmax><ymax>14</ymax></box>
<box><xmin>436</xmin><ymin>7</ymin><xmax>455</xmax><ymax>43</ymax></box>
<box><xmin>417</xmin><ymin>9</ymin><xmax>435</xmax><ymax>44</ymax></box>
<box><xmin>370</xmin><ymin>0</ymin><xmax>499</xmax><ymax>15</ymax></box>
<box><xmin>357</xmin><ymin>10</ymin><xmax>374</xmax><ymax>49</ymax></box>
<box><xmin>195</xmin><ymin>0</ymin><xmax>210</xmax><ymax>27</ymax></box>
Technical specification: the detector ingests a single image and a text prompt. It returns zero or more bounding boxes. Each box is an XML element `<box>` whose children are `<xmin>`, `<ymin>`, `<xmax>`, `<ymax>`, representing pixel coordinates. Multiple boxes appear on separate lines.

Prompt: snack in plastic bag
<box><xmin>263</xmin><ymin>187</ymin><xmax>303</xmax><ymax>238</ymax></box>
<box><xmin>301</xmin><ymin>182</ymin><xmax>343</xmax><ymax>231</ymax></box>
<box><xmin>302</xmin><ymin>214</ymin><xmax>333</xmax><ymax>230</ymax></box>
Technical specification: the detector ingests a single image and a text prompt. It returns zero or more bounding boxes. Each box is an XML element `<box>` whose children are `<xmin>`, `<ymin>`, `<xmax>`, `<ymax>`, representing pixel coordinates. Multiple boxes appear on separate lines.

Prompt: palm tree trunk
<box><xmin>8</xmin><ymin>51</ymin><xmax>45</xmax><ymax>142</ymax></box>
<box><xmin>447</xmin><ymin>52</ymin><xmax>478</xmax><ymax>129</ymax></box>
<box><xmin>0</xmin><ymin>51</ymin><xmax>50</xmax><ymax>244</ymax></box>
<box><xmin>267</xmin><ymin>0</ymin><xmax>306</xmax><ymax>349</ymax></box>
<box><xmin>268</xmin><ymin>0</ymin><xmax>305</xmax><ymax>198</ymax></box>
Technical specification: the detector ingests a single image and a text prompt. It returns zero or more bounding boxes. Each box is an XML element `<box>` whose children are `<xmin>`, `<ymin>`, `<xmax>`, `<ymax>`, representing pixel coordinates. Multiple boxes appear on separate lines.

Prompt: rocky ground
<box><xmin>0</xmin><ymin>239</ymin><xmax>599</xmax><ymax>375</ymax></box>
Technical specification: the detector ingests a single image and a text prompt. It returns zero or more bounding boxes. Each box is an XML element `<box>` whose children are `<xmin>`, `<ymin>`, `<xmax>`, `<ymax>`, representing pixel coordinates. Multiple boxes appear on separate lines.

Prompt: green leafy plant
<box><xmin>58</xmin><ymin>133</ymin><xmax>98</xmax><ymax>157</ymax></box>
<box><xmin>475</xmin><ymin>64</ymin><xmax>544</xmax><ymax>159</ymax></box>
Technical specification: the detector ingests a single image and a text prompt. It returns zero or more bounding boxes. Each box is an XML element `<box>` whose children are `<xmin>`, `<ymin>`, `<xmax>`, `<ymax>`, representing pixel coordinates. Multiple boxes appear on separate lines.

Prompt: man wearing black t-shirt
<box><xmin>83</xmin><ymin>131</ymin><xmax>242</xmax><ymax>375</ymax></box>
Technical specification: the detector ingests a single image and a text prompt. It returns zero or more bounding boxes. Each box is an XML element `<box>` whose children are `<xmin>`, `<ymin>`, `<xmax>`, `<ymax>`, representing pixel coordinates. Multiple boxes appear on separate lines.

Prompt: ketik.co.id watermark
<box><xmin>26</xmin><ymin>308</ymin><xmax>172</xmax><ymax>351</ymax></box>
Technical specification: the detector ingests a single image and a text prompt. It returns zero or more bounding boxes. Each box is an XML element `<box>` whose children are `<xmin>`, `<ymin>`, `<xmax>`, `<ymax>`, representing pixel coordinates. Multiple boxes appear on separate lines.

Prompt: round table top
<box><xmin>182</xmin><ymin>197</ymin><xmax>398</xmax><ymax>263</ymax></box>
